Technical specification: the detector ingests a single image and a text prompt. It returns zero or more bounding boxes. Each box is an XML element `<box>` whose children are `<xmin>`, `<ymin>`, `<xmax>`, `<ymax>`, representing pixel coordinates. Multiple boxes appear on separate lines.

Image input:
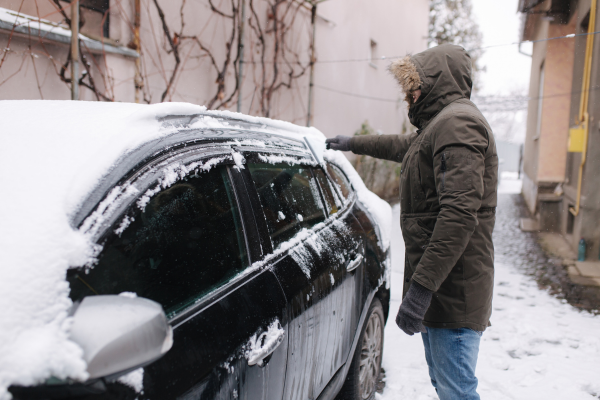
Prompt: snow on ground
<box><xmin>498</xmin><ymin>171</ymin><xmax>522</xmax><ymax>195</ymax></box>
<box><xmin>379</xmin><ymin>188</ymin><xmax>600</xmax><ymax>399</ymax></box>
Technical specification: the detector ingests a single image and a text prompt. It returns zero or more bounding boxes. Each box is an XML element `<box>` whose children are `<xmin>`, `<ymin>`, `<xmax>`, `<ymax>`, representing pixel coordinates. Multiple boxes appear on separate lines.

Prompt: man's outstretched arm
<box><xmin>326</xmin><ymin>132</ymin><xmax>418</xmax><ymax>163</ymax></box>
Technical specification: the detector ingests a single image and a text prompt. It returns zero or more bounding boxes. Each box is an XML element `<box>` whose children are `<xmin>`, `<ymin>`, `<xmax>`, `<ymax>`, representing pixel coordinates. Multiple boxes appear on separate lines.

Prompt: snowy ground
<box><xmin>378</xmin><ymin>176</ymin><xmax>600</xmax><ymax>399</ymax></box>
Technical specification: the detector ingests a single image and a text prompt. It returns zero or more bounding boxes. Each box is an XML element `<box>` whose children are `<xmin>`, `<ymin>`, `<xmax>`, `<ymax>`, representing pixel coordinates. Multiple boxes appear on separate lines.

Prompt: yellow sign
<box><xmin>568</xmin><ymin>127</ymin><xmax>585</xmax><ymax>152</ymax></box>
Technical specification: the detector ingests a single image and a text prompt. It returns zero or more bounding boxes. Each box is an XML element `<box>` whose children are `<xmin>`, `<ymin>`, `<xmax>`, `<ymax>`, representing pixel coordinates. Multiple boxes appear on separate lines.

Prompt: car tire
<box><xmin>336</xmin><ymin>298</ymin><xmax>385</xmax><ymax>400</ymax></box>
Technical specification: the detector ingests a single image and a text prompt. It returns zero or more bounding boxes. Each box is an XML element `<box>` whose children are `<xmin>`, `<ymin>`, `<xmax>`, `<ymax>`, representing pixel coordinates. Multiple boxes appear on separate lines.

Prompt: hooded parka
<box><xmin>350</xmin><ymin>44</ymin><xmax>498</xmax><ymax>331</ymax></box>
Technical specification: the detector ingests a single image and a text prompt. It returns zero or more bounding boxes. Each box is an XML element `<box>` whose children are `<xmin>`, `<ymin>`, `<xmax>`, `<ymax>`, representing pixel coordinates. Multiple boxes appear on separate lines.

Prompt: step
<box><xmin>567</xmin><ymin>261</ymin><xmax>600</xmax><ymax>287</ymax></box>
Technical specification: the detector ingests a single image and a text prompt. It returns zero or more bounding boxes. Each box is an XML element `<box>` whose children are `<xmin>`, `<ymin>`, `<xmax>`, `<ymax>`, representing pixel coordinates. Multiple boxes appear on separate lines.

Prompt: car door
<box><xmin>66</xmin><ymin>150</ymin><xmax>288</xmax><ymax>400</ymax></box>
<box><xmin>240</xmin><ymin>153</ymin><xmax>362</xmax><ymax>399</ymax></box>
<box><xmin>326</xmin><ymin>161</ymin><xmax>386</xmax><ymax>323</ymax></box>
<box><xmin>312</xmin><ymin>166</ymin><xmax>366</xmax><ymax>373</ymax></box>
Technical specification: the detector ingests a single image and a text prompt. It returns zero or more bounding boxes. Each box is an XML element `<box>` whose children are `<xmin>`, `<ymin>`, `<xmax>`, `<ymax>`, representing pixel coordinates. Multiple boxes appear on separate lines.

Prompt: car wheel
<box><xmin>337</xmin><ymin>298</ymin><xmax>384</xmax><ymax>400</ymax></box>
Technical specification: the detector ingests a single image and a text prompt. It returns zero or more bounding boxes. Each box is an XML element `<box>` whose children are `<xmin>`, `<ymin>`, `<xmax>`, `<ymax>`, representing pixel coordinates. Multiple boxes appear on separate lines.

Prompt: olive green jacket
<box><xmin>351</xmin><ymin>44</ymin><xmax>498</xmax><ymax>331</ymax></box>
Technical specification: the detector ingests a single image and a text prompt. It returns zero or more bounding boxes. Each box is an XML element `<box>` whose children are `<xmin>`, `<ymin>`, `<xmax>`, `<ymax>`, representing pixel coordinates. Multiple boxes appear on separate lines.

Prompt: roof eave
<box><xmin>0</xmin><ymin>15</ymin><xmax>138</xmax><ymax>58</ymax></box>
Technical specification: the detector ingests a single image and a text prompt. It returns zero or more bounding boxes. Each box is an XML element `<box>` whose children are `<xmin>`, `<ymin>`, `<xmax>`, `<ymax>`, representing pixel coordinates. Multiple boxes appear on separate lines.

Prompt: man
<box><xmin>326</xmin><ymin>44</ymin><xmax>498</xmax><ymax>400</ymax></box>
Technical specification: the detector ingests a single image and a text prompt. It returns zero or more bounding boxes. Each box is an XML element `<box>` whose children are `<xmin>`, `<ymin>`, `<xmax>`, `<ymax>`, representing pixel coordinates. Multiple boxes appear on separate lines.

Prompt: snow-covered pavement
<box><xmin>379</xmin><ymin>178</ymin><xmax>600</xmax><ymax>399</ymax></box>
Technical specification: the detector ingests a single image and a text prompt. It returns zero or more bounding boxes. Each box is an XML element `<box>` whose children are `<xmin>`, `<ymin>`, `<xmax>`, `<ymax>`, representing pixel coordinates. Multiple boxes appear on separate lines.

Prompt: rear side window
<box><xmin>248</xmin><ymin>164</ymin><xmax>326</xmax><ymax>249</ymax></box>
<box><xmin>312</xmin><ymin>168</ymin><xmax>340</xmax><ymax>215</ymax></box>
<box><xmin>67</xmin><ymin>165</ymin><xmax>248</xmax><ymax>318</ymax></box>
<box><xmin>326</xmin><ymin>162</ymin><xmax>352</xmax><ymax>200</ymax></box>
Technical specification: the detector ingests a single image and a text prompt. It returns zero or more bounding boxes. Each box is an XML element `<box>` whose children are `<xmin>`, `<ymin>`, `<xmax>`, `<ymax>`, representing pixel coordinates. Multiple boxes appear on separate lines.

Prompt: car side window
<box><xmin>326</xmin><ymin>162</ymin><xmax>352</xmax><ymax>201</ymax></box>
<box><xmin>248</xmin><ymin>163</ymin><xmax>326</xmax><ymax>249</ymax></box>
<box><xmin>67</xmin><ymin>165</ymin><xmax>248</xmax><ymax>318</ymax></box>
<box><xmin>312</xmin><ymin>168</ymin><xmax>340</xmax><ymax>215</ymax></box>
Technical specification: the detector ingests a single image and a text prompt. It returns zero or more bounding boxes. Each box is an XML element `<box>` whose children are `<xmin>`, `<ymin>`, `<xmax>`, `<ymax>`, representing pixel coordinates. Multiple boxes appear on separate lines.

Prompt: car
<box><xmin>1</xmin><ymin>101</ymin><xmax>391</xmax><ymax>400</ymax></box>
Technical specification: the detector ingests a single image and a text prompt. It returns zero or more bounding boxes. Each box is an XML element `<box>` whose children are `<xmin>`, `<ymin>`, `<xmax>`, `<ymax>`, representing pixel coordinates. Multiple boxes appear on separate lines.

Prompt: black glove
<box><xmin>325</xmin><ymin>135</ymin><xmax>352</xmax><ymax>151</ymax></box>
<box><xmin>396</xmin><ymin>280</ymin><xmax>433</xmax><ymax>336</ymax></box>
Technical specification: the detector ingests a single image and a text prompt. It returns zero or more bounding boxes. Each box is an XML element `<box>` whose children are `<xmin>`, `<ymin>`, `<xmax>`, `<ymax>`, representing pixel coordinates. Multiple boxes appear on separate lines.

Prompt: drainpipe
<box><xmin>237</xmin><ymin>0</ymin><xmax>246</xmax><ymax>113</ymax></box>
<box><xmin>306</xmin><ymin>3</ymin><xmax>317</xmax><ymax>127</ymax></box>
<box><xmin>569</xmin><ymin>0</ymin><xmax>597</xmax><ymax>216</ymax></box>
<box><xmin>134</xmin><ymin>0</ymin><xmax>142</xmax><ymax>103</ymax></box>
<box><xmin>70</xmin><ymin>0</ymin><xmax>79</xmax><ymax>100</ymax></box>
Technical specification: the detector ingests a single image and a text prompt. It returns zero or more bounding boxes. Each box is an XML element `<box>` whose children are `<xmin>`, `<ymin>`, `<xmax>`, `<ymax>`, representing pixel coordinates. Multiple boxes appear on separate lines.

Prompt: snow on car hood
<box><xmin>0</xmin><ymin>100</ymin><xmax>387</xmax><ymax>398</ymax></box>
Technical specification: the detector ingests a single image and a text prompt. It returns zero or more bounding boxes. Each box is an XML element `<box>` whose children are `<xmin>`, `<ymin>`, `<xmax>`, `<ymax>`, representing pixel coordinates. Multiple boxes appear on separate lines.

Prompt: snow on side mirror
<box><xmin>70</xmin><ymin>295</ymin><xmax>173</xmax><ymax>380</ymax></box>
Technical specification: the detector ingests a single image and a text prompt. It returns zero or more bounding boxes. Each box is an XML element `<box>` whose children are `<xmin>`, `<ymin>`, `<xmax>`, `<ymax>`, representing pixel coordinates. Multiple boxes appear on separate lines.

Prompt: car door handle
<box><xmin>247</xmin><ymin>328</ymin><xmax>285</xmax><ymax>366</ymax></box>
<box><xmin>346</xmin><ymin>254</ymin><xmax>363</xmax><ymax>272</ymax></box>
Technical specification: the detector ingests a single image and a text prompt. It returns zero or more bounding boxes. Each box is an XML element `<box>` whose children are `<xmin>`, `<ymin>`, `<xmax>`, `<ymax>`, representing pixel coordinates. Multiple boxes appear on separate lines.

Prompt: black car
<box><xmin>10</xmin><ymin>111</ymin><xmax>390</xmax><ymax>400</ymax></box>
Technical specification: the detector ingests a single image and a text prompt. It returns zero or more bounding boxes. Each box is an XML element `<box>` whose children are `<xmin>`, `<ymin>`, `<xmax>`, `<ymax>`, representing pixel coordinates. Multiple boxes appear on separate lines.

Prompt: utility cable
<box><xmin>317</xmin><ymin>30</ymin><xmax>600</xmax><ymax>64</ymax></box>
<box><xmin>245</xmin><ymin>30</ymin><xmax>600</xmax><ymax>65</ymax></box>
<box><xmin>313</xmin><ymin>84</ymin><xmax>398</xmax><ymax>103</ymax></box>
<box><xmin>314</xmin><ymin>83</ymin><xmax>600</xmax><ymax>111</ymax></box>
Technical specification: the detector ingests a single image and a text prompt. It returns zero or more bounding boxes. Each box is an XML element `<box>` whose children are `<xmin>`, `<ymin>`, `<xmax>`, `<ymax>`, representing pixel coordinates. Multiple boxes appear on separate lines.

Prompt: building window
<box><xmin>61</xmin><ymin>0</ymin><xmax>110</xmax><ymax>39</ymax></box>
<box><xmin>567</xmin><ymin>204</ymin><xmax>575</xmax><ymax>234</ymax></box>
<box><xmin>534</xmin><ymin>61</ymin><xmax>545</xmax><ymax>140</ymax></box>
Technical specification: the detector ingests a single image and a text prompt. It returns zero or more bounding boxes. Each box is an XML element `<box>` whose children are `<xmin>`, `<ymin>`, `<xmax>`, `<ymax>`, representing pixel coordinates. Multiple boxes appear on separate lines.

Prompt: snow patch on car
<box><xmin>117</xmin><ymin>368</ymin><xmax>144</xmax><ymax>393</ymax></box>
<box><xmin>231</xmin><ymin>151</ymin><xmax>245</xmax><ymax>170</ymax></box>
<box><xmin>80</xmin><ymin>183</ymin><xmax>140</xmax><ymax>240</ymax></box>
<box><xmin>288</xmin><ymin>219</ymin><xmax>349</xmax><ymax>279</ymax></box>
<box><xmin>136</xmin><ymin>156</ymin><xmax>228</xmax><ymax>211</ymax></box>
<box><xmin>245</xmin><ymin>319</ymin><xmax>285</xmax><ymax>367</ymax></box>
<box><xmin>258</xmin><ymin>153</ymin><xmax>316</xmax><ymax>166</ymax></box>
<box><xmin>115</xmin><ymin>215</ymin><xmax>135</xmax><ymax>237</ymax></box>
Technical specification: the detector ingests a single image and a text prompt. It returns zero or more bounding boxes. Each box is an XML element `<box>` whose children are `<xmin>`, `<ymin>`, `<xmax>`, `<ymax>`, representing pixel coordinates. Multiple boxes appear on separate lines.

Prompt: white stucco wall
<box><xmin>312</xmin><ymin>0</ymin><xmax>429</xmax><ymax>138</ymax></box>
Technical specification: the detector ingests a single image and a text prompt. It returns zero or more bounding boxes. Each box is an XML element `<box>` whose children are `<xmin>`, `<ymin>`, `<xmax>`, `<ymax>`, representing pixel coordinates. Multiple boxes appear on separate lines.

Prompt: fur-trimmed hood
<box><xmin>389</xmin><ymin>44</ymin><xmax>473</xmax><ymax>129</ymax></box>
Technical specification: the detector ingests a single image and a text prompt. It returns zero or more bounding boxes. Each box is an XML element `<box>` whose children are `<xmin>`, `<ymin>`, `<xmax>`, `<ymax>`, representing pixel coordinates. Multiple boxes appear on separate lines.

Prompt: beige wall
<box><xmin>0</xmin><ymin>0</ymin><xmax>428</xmax><ymax>138</ymax></box>
<box><xmin>537</xmin><ymin>16</ymin><xmax>576</xmax><ymax>183</ymax></box>
<box><xmin>522</xmin><ymin>5</ymin><xmax>549</xmax><ymax>213</ymax></box>
<box><xmin>311</xmin><ymin>0</ymin><xmax>429</xmax><ymax>138</ymax></box>
<box><xmin>521</xmin><ymin>0</ymin><xmax>576</xmax><ymax>213</ymax></box>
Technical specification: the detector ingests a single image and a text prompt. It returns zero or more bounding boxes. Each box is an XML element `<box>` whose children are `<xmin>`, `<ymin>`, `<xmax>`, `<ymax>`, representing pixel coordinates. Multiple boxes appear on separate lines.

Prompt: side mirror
<box><xmin>70</xmin><ymin>295</ymin><xmax>173</xmax><ymax>380</ymax></box>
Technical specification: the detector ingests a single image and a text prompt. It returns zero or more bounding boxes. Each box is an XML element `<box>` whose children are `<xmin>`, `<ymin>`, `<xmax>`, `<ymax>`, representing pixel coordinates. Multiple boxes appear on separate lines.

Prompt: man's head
<box><xmin>388</xmin><ymin>55</ymin><xmax>422</xmax><ymax>107</ymax></box>
<box><xmin>388</xmin><ymin>44</ymin><xmax>473</xmax><ymax>128</ymax></box>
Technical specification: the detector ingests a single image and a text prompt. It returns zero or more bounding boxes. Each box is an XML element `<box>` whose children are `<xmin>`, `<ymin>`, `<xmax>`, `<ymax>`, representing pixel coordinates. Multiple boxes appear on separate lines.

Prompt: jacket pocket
<box><xmin>437</xmin><ymin>147</ymin><xmax>473</xmax><ymax>192</ymax></box>
<box><xmin>441</xmin><ymin>152</ymin><xmax>447</xmax><ymax>191</ymax></box>
<box><xmin>401</xmin><ymin>214</ymin><xmax>437</xmax><ymax>269</ymax></box>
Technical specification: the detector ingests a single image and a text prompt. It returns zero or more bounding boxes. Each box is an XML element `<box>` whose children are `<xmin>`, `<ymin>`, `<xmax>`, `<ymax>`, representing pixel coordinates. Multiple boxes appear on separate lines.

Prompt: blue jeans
<box><xmin>421</xmin><ymin>327</ymin><xmax>482</xmax><ymax>400</ymax></box>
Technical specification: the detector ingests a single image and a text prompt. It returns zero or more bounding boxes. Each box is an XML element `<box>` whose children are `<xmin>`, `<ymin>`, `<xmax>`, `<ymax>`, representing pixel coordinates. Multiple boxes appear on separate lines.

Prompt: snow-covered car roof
<box><xmin>0</xmin><ymin>100</ymin><xmax>390</xmax><ymax>399</ymax></box>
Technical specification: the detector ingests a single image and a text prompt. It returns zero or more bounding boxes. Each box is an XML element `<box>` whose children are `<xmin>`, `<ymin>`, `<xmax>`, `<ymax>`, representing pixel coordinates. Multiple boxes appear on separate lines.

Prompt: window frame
<box><xmin>323</xmin><ymin>161</ymin><xmax>356</xmax><ymax>207</ymax></box>
<box><xmin>240</xmin><ymin>150</ymin><xmax>358</xmax><ymax>259</ymax></box>
<box><xmin>72</xmin><ymin>144</ymin><xmax>267</xmax><ymax>324</ymax></box>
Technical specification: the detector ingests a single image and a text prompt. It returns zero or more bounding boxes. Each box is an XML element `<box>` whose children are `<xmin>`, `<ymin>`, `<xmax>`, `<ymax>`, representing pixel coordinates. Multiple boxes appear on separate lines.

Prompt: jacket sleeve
<box><xmin>411</xmin><ymin>113</ymin><xmax>489</xmax><ymax>292</ymax></box>
<box><xmin>350</xmin><ymin>133</ymin><xmax>418</xmax><ymax>162</ymax></box>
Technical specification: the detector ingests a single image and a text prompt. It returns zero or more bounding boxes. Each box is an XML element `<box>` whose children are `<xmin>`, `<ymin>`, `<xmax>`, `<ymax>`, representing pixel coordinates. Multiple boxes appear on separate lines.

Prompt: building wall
<box><xmin>312</xmin><ymin>0</ymin><xmax>429</xmax><ymax>138</ymax></box>
<box><xmin>522</xmin><ymin>4</ymin><xmax>549</xmax><ymax>213</ymax></box>
<box><xmin>0</xmin><ymin>0</ymin><xmax>429</xmax><ymax>141</ymax></box>
<box><xmin>0</xmin><ymin>0</ymin><xmax>134</xmax><ymax>101</ymax></box>
<box><xmin>570</xmin><ymin>0</ymin><xmax>600</xmax><ymax>256</ymax></box>
<box><xmin>521</xmin><ymin>0</ymin><xmax>576</xmax><ymax>216</ymax></box>
<box><xmin>537</xmin><ymin>16</ymin><xmax>576</xmax><ymax>183</ymax></box>
<box><xmin>521</xmin><ymin>0</ymin><xmax>600</xmax><ymax>257</ymax></box>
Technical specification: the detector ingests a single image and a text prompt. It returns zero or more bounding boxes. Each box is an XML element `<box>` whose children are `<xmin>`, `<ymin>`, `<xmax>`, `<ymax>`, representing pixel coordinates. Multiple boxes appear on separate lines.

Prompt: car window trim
<box><xmin>73</xmin><ymin>148</ymin><xmax>267</xmax><ymax>320</ymax></box>
<box><xmin>324</xmin><ymin>161</ymin><xmax>356</xmax><ymax>205</ymax></box>
<box><xmin>241</xmin><ymin>155</ymin><xmax>328</xmax><ymax>250</ymax></box>
<box><xmin>227</xmin><ymin>166</ymin><xmax>266</xmax><ymax>263</ymax></box>
<box><xmin>240</xmin><ymin>153</ymin><xmax>357</xmax><ymax>263</ymax></box>
<box><xmin>170</xmin><ymin>266</ymin><xmax>270</xmax><ymax>328</ymax></box>
<box><xmin>311</xmin><ymin>166</ymin><xmax>343</xmax><ymax>217</ymax></box>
